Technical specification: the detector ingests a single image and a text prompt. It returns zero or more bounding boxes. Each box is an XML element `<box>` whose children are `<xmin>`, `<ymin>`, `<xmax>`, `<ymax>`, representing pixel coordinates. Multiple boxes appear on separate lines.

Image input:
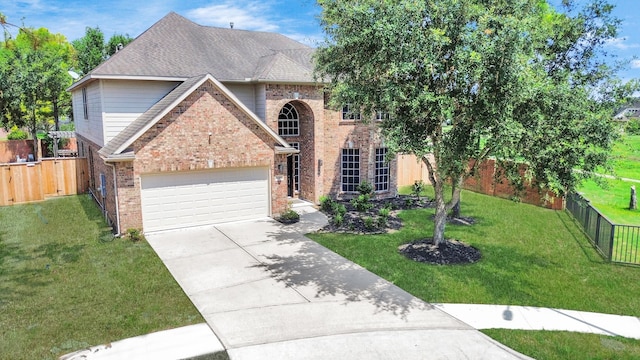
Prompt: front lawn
<box><xmin>0</xmin><ymin>195</ymin><xmax>203</xmax><ymax>360</ymax></box>
<box><xmin>308</xmin><ymin>188</ymin><xmax>640</xmax><ymax>359</ymax></box>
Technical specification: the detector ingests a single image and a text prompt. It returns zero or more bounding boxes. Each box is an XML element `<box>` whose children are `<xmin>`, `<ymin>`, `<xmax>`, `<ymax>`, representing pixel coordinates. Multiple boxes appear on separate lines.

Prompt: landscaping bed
<box><xmin>318</xmin><ymin>194</ymin><xmax>433</xmax><ymax>234</ymax></box>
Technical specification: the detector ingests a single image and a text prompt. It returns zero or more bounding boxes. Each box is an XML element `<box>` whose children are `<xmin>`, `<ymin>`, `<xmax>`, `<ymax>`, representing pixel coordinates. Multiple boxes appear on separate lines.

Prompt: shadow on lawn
<box><xmin>254</xmin><ymin>225</ymin><xmax>435</xmax><ymax>319</ymax></box>
<box><xmin>461</xmin><ymin>242</ymin><xmax>562</xmax><ymax>304</ymax></box>
<box><xmin>554</xmin><ymin>211</ymin><xmax>607</xmax><ymax>264</ymax></box>
<box><xmin>0</xmin><ymin>230</ymin><xmax>52</xmax><ymax>306</ymax></box>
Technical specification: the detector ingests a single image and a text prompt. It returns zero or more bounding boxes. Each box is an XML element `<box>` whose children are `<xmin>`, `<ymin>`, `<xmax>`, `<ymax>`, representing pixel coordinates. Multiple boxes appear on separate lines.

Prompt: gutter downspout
<box><xmin>105</xmin><ymin>162</ymin><xmax>121</xmax><ymax>237</ymax></box>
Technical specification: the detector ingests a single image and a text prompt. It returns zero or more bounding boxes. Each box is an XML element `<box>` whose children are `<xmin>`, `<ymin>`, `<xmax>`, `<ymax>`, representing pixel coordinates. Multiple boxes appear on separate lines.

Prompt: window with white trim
<box><xmin>341</xmin><ymin>148</ymin><xmax>360</xmax><ymax>192</ymax></box>
<box><xmin>375</xmin><ymin>111</ymin><xmax>390</xmax><ymax>121</ymax></box>
<box><xmin>82</xmin><ymin>88</ymin><xmax>89</xmax><ymax>120</ymax></box>
<box><xmin>375</xmin><ymin>148</ymin><xmax>389</xmax><ymax>192</ymax></box>
<box><xmin>341</xmin><ymin>104</ymin><xmax>361</xmax><ymax>120</ymax></box>
<box><xmin>278</xmin><ymin>103</ymin><xmax>299</xmax><ymax>136</ymax></box>
<box><xmin>291</xmin><ymin>142</ymin><xmax>300</xmax><ymax>192</ymax></box>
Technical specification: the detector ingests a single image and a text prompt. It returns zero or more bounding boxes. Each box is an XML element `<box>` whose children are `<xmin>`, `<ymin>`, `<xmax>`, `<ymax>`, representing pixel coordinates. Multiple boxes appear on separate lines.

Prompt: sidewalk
<box><xmin>435</xmin><ymin>304</ymin><xmax>640</xmax><ymax>339</ymax></box>
<box><xmin>60</xmin><ymin>304</ymin><xmax>640</xmax><ymax>359</ymax></box>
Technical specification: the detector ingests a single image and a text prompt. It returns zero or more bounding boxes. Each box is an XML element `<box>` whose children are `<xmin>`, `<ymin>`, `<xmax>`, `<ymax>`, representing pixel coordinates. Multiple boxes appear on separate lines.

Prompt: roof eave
<box><xmin>275</xmin><ymin>146</ymin><xmax>300</xmax><ymax>155</ymax></box>
<box><xmin>68</xmin><ymin>74</ymin><xmax>189</xmax><ymax>91</ymax></box>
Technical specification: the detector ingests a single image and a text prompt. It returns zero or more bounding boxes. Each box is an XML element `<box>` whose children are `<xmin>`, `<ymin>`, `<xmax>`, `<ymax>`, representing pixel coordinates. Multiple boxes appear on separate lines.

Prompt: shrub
<box><xmin>125</xmin><ymin>228</ymin><xmax>145</xmax><ymax>242</ymax></box>
<box><xmin>356</xmin><ymin>181</ymin><xmax>374</xmax><ymax>196</ymax></box>
<box><xmin>331</xmin><ymin>202</ymin><xmax>347</xmax><ymax>217</ymax></box>
<box><xmin>319</xmin><ymin>195</ymin><xmax>334</xmax><ymax>213</ymax></box>
<box><xmin>7</xmin><ymin>126</ymin><xmax>28</xmax><ymax>140</ymax></box>
<box><xmin>404</xmin><ymin>197</ymin><xmax>415</xmax><ymax>208</ymax></box>
<box><xmin>626</xmin><ymin>119</ymin><xmax>640</xmax><ymax>135</ymax></box>
<box><xmin>378</xmin><ymin>207</ymin><xmax>390</xmax><ymax>219</ymax></box>
<box><xmin>333</xmin><ymin>213</ymin><xmax>344</xmax><ymax>227</ymax></box>
<box><xmin>376</xmin><ymin>216</ymin><xmax>387</xmax><ymax>229</ymax></box>
<box><xmin>278</xmin><ymin>201</ymin><xmax>300</xmax><ymax>223</ymax></box>
<box><xmin>363</xmin><ymin>216</ymin><xmax>375</xmax><ymax>230</ymax></box>
<box><xmin>279</xmin><ymin>209</ymin><xmax>300</xmax><ymax>222</ymax></box>
<box><xmin>351</xmin><ymin>194</ymin><xmax>373</xmax><ymax>212</ymax></box>
<box><xmin>412</xmin><ymin>180</ymin><xmax>425</xmax><ymax>200</ymax></box>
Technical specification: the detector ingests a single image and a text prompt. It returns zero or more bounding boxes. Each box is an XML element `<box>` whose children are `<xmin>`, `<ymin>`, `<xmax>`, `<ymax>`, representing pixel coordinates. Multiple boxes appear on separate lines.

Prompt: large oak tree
<box><xmin>315</xmin><ymin>0</ymin><xmax>637</xmax><ymax>244</ymax></box>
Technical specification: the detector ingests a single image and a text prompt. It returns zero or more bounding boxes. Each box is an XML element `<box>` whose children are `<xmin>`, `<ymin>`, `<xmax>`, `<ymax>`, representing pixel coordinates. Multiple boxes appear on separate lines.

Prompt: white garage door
<box><xmin>141</xmin><ymin>167</ymin><xmax>269</xmax><ymax>232</ymax></box>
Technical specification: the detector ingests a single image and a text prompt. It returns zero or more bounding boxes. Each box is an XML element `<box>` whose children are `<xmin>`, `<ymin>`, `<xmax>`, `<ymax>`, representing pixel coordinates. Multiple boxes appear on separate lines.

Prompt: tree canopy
<box><xmin>72</xmin><ymin>27</ymin><xmax>133</xmax><ymax>75</ymax></box>
<box><xmin>315</xmin><ymin>0</ymin><xmax>638</xmax><ymax>244</ymax></box>
<box><xmin>0</xmin><ymin>16</ymin><xmax>75</xmax><ymax>158</ymax></box>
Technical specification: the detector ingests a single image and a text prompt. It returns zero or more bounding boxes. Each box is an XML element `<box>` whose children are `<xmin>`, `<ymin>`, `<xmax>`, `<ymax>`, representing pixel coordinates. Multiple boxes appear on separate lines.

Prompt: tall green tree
<box><xmin>315</xmin><ymin>0</ymin><xmax>638</xmax><ymax>245</ymax></box>
<box><xmin>72</xmin><ymin>27</ymin><xmax>134</xmax><ymax>74</ymax></box>
<box><xmin>0</xmin><ymin>21</ymin><xmax>74</xmax><ymax>158</ymax></box>
<box><xmin>105</xmin><ymin>33</ymin><xmax>133</xmax><ymax>57</ymax></box>
<box><xmin>72</xmin><ymin>26</ymin><xmax>105</xmax><ymax>75</ymax></box>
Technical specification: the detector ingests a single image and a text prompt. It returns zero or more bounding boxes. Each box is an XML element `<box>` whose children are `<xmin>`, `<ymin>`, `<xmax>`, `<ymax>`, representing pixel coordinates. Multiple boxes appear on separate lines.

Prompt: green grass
<box><xmin>484</xmin><ymin>330</ymin><xmax>640</xmax><ymax>359</ymax></box>
<box><xmin>0</xmin><ymin>195</ymin><xmax>203</xmax><ymax>360</ymax></box>
<box><xmin>308</xmin><ymin>188</ymin><xmax>640</xmax><ymax>359</ymax></box>
<box><xmin>578</xmin><ymin>134</ymin><xmax>640</xmax><ymax>225</ymax></box>
<box><xmin>612</xmin><ymin>135</ymin><xmax>640</xmax><ymax>180</ymax></box>
<box><xmin>578</xmin><ymin>179</ymin><xmax>640</xmax><ymax>225</ymax></box>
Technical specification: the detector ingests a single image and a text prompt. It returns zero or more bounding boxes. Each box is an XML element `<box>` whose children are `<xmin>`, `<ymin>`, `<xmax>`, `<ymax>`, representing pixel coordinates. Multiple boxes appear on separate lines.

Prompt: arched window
<box><xmin>278</xmin><ymin>103</ymin><xmax>299</xmax><ymax>136</ymax></box>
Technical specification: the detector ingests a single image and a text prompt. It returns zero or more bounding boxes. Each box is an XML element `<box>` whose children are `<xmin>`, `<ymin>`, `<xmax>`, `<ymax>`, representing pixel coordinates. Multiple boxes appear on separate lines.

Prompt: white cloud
<box><xmin>631</xmin><ymin>60</ymin><xmax>640</xmax><ymax>69</ymax></box>
<box><xmin>605</xmin><ymin>37</ymin><xmax>640</xmax><ymax>50</ymax></box>
<box><xmin>186</xmin><ymin>1</ymin><xmax>279</xmax><ymax>32</ymax></box>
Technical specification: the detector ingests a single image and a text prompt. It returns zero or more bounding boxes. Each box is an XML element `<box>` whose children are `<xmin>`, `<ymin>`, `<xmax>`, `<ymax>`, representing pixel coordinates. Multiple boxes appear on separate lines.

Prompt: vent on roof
<box><xmin>230</xmin><ymin>22</ymin><xmax>234</xmax><ymax>29</ymax></box>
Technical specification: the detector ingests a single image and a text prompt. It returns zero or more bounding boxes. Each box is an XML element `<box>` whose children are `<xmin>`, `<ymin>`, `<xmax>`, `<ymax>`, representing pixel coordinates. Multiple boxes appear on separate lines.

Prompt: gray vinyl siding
<box><xmin>255</xmin><ymin>84</ymin><xmax>266</xmax><ymax>122</ymax></box>
<box><xmin>73</xmin><ymin>82</ymin><xmax>104</xmax><ymax>147</ymax></box>
<box><xmin>101</xmin><ymin>80</ymin><xmax>180</xmax><ymax>143</ymax></box>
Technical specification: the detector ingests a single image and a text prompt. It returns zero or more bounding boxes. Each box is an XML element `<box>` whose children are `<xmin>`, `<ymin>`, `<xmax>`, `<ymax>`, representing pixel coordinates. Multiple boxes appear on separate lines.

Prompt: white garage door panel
<box><xmin>141</xmin><ymin>168</ymin><xmax>269</xmax><ymax>232</ymax></box>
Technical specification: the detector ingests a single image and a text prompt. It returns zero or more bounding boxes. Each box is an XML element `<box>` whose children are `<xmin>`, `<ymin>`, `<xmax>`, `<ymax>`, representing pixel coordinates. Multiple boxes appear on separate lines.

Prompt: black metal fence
<box><xmin>566</xmin><ymin>193</ymin><xmax>640</xmax><ymax>265</ymax></box>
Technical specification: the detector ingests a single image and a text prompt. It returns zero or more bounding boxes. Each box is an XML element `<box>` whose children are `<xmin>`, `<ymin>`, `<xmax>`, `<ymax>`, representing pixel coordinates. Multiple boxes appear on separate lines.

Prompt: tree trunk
<box><xmin>432</xmin><ymin>181</ymin><xmax>447</xmax><ymax>245</ymax></box>
<box><xmin>631</xmin><ymin>186</ymin><xmax>637</xmax><ymax>210</ymax></box>
<box><xmin>53</xmin><ymin>98</ymin><xmax>60</xmax><ymax>131</ymax></box>
<box><xmin>451</xmin><ymin>186</ymin><xmax>460</xmax><ymax>218</ymax></box>
<box><xmin>30</xmin><ymin>108</ymin><xmax>38</xmax><ymax>161</ymax></box>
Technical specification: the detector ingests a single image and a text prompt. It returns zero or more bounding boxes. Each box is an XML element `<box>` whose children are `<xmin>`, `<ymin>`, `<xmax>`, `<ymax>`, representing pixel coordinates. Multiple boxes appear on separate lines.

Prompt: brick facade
<box><xmin>264</xmin><ymin>84</ymin><xmax>397</xmax><ymax>203</ymax></box>
<box><xmin>76</xmin><ymin>135</ymin><xmax>119</xmax><ymax>229</ymax></box>
<box><xmin>82</xmin><ymin>80</ymin><xmax>398</xmax><ymax>234</ymax></box>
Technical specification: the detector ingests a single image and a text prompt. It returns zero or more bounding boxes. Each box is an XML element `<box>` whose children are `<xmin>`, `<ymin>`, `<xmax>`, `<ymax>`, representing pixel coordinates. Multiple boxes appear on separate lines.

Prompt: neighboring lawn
<box><xmin>612</xmin><ymin>135</ymin><xmax>640</xmax><ymax>180</ymax></box>
<box><xmin>308</xmin><ymin>188</ymin><xmax>640</xmax><ymax>359</ymax></box>
<box><xmin>578</xmin><ymin>134</ymin><xmax>640</xmax><ymax>225</ymax></box>
<box><xmin>0</xmin><ymin>195</ymin><xmax>203</xmax><ymax>360</ymax></box>
<box><xmin>578</xmin><ymin>178</ymin><xmax>639</xmax><ymax>225</ymax></box>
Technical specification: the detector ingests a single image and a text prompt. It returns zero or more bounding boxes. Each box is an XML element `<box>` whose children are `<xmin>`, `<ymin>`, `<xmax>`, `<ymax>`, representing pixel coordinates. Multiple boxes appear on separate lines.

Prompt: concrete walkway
<box><xmin>61</xmin><ymin>204</ymin><xmax>640</xmax><ymax>359</ymax></box>
<box><xmin>142</xmin><ymin>205</ymin><xmax>532</xmax><ymax>360</ymax></box>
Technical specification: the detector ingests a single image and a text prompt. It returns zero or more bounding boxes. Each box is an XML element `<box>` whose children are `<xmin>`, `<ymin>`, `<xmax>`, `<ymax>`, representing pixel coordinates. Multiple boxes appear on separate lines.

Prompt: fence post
<box><xmin>609</xmin><ymin>224</ymin><xmax>615</xmax><ymax>262</ymax></box>
<box><xmin>594</xmin><ymin>212</ymin><xmax>601</xmax><ymax>247</ymax></box>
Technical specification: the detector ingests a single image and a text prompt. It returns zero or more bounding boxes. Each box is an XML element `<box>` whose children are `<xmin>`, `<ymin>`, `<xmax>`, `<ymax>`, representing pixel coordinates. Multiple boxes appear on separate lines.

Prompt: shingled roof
<box><xmin>86</xmin><ymin>12</ymin><xmax>315</xmax><ymax>83</ymax></box>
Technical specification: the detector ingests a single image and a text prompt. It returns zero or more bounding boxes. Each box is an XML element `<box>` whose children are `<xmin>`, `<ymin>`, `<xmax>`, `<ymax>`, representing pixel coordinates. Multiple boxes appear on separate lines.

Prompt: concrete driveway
<box><xmin>146</xmin><ymin>209</ymin><xmax>531</xmax><ymax>360</ymax></box>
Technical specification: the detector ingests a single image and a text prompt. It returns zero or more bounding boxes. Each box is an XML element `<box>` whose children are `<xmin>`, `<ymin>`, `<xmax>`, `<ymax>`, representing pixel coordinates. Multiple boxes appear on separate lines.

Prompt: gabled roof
<box><xmin>71</xmin><ymin>12</ymin><xmax>315</xmax><ymax>91</ymax></box>
<box><xmin>99</xmin><ymin>74</ymin><xmax>296</xmax><ymax>161</ymax></box>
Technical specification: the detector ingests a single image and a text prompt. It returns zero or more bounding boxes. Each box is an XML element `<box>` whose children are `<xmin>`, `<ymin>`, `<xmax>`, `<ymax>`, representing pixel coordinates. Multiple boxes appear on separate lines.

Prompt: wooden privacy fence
<box><xmin>396</xmin><ymin>155</ymin><xmax>563</xmax><ymax>210</ymax></box>
<box><xmin>0</xmin><ymin>158</ymin><xmax>89</xmax><ymax>206</ymax></box>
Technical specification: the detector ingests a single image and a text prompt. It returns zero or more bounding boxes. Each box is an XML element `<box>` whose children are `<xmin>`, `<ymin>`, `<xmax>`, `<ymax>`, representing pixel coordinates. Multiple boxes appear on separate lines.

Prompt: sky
<box><xmin>1</xmin><ymin>0</ymin><xmax>639</xmax><ymax>82</ymax></box>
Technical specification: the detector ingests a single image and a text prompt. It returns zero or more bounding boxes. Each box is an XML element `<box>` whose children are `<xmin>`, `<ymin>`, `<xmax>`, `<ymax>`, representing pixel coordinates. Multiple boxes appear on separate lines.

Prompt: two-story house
<box><xmin>69</xmin><ymin>12</ymin><xmax>397</xmax><ymax>234</ymax></box>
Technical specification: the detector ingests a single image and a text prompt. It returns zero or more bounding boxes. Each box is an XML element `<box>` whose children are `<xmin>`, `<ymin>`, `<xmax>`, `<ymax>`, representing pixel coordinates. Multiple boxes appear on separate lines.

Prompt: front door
<box><xmin>287</xmin><ymin>156</ymin><xmax>294</xmax><ymax>197</ymax></box>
